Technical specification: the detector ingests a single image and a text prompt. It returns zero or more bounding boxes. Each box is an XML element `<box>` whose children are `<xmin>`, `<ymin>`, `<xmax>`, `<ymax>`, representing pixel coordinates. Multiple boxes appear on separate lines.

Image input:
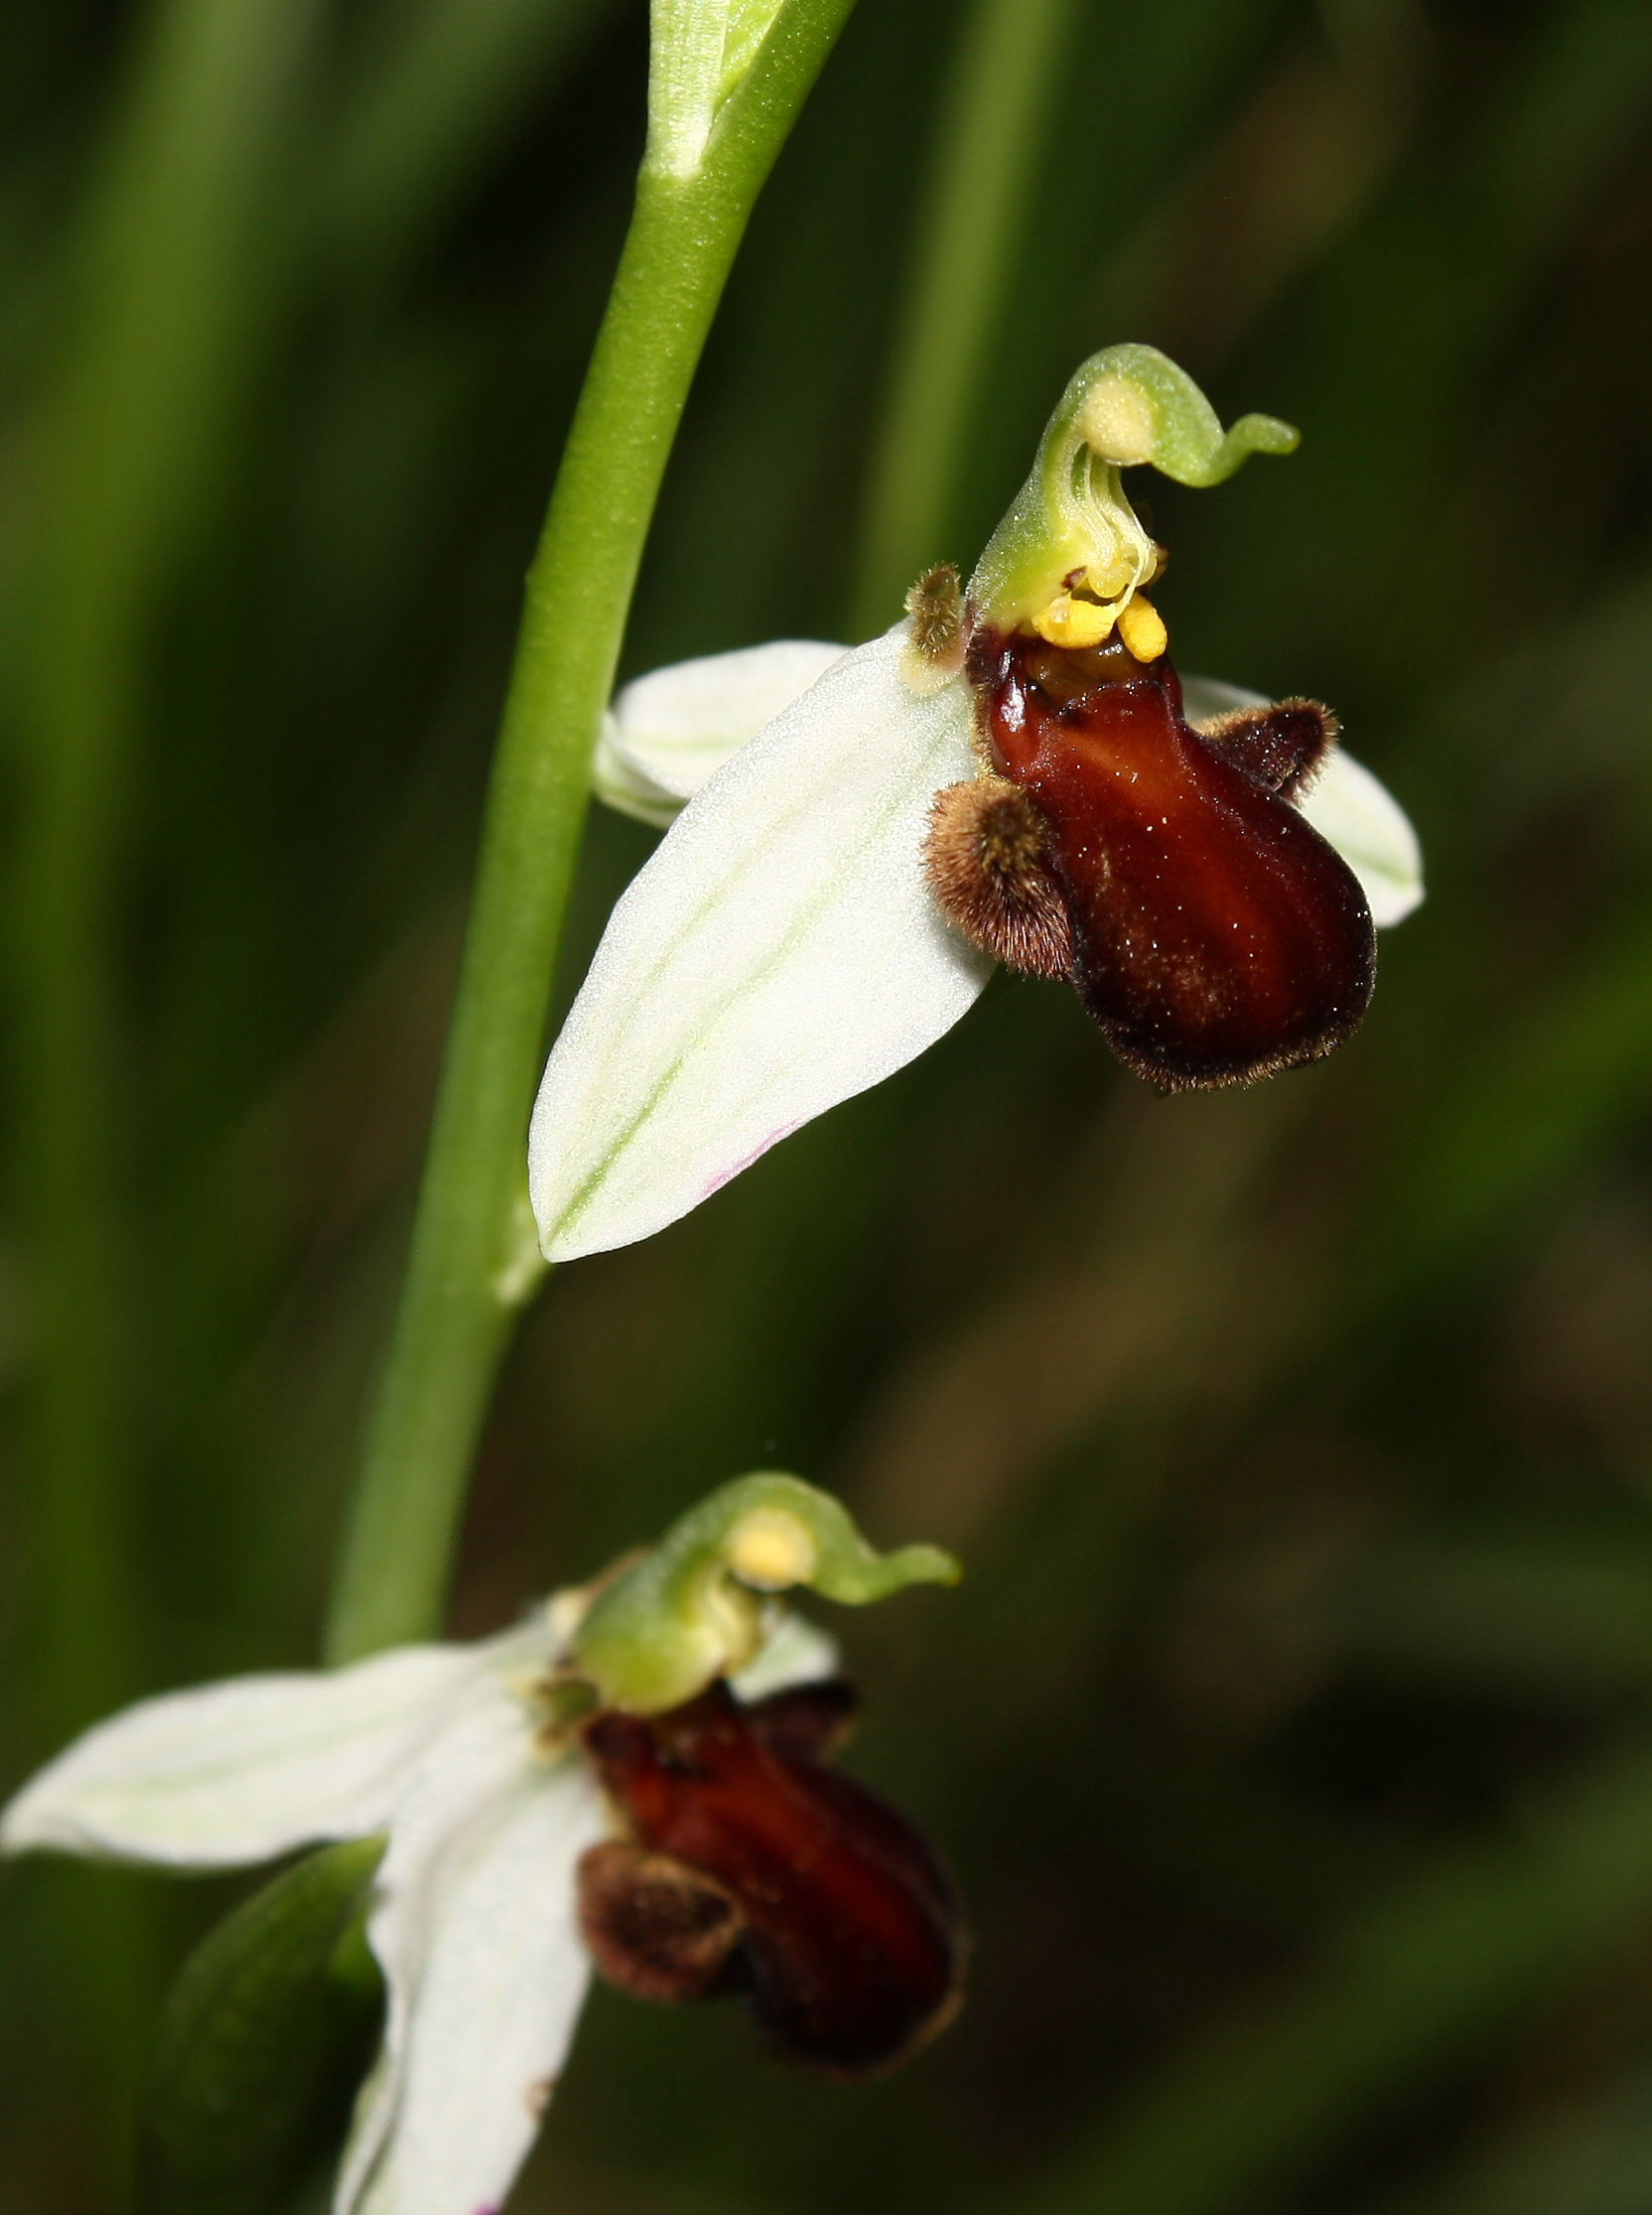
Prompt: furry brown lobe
<box><xmin>904</xmin><ymin>563</ymin><xmax>964</xmax><ymax>666</ymax></box>
<box><xmin>1193</xmin><ymin>698</ymin><xmax>1339</xmax><ymax>798</ymax></box>
<box><xmin>577</xmin><ymin>1840</ymin><xmax>744</xmax><ymax>2005</ymax></box>
<box><xmin>924</xmin><ymin>776</ymin><xmax>1073</xmax><ymax>978</ymax></box>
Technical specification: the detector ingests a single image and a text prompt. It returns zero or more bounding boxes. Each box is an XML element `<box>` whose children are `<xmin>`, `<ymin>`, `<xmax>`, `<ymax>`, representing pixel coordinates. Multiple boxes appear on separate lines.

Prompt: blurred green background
<box><xmin>5</xmin><ymin>0</ymin><xmax>1652</xmax><ymax>2207</ymax></box>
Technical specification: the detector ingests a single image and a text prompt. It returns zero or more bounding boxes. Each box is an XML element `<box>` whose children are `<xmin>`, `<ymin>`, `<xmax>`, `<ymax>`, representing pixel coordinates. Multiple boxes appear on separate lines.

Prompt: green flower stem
<box><xmin>851</xmin><ymin>0</ymin><xmax>1077</xmax><ymax>633</ymax></box>
<box><xmin>324</xmin><ymin>0</ymin><xmax>860</xmax><ymax>1666</ymax></box>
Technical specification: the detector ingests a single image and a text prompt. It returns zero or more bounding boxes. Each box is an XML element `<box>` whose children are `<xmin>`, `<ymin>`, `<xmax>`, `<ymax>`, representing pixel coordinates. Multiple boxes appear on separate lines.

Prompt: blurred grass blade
<box><xmin>318</xmin><ymin>0</ymin><xmax>612</xmax><ymax>285</ymax></box>
<box><xmin>1340</xmin><ymin>1533</ymin><xmax>1652</xmax><ymax>1701</ymax></box>
<box><xmin>9</xmin><ymin>0</ymin><xmax>323</xmax><ymax>2167</ymax></box>
<box><xmin>17</xmin><ymin>0</ymin><xmax>321</xmax><ymax>1744</ymax></box>
<box><xmin>1365</xmin><ymin>2063</ymin><xmax>1652</xmax><ymax>2215</ymax></box>
<box><xmin>852</xmin><ymin>0</ymin><xmax>1075</xmax><ymax>630</ymax></box>
<box><xmin>1366</xmin><ymin>906</ymin><xmax>1652</xmax><ymax>1304</ymax></box>
<box><xmin>1475</xmin><ymin>0</ymin><xmax>1652</xmax><ymax>289</ymax></box>
<box><xmin>1013</xmin><ymin>1742</ymin><xmax>1652</xmax><ymax>2215</ymax></box>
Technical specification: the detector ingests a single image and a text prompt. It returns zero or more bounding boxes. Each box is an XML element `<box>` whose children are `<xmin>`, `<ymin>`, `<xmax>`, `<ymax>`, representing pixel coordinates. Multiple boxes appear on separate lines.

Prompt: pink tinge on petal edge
<box><xmin>699</xmin><ymin>1123</ymin><xmax>803</xmax><ymax>1201</ymax></box>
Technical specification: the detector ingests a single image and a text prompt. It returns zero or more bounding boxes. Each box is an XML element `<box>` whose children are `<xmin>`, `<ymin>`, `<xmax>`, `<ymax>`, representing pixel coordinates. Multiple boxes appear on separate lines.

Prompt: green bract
<box><xmin>139</xmin><ymin>1839</ymin><xmax>385</xmax><ymax>2215</ymax></box>
<box><xmin>572</xmin><ymin>1472</ymin><xmax>961</xmax><ymax>1714</ymax></box>
<box><xmin>649</xmin><ymin>0</ymin><xmax>813</xmax><ymax>177</ymax></box>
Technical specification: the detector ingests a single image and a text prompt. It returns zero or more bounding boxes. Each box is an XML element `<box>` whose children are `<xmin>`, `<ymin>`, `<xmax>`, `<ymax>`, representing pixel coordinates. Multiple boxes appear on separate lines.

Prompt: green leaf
<box><xmin>138</xmin><ymin>1837</ymin><xmax>386</xmax><ymax>2215</ymax></box>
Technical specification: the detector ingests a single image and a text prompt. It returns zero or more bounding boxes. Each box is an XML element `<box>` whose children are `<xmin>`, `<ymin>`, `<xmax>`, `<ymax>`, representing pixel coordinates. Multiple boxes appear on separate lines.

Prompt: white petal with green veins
<box><xmin>339</xmin><ymin>1697</ymin><xmax>607</xmax><ymax>2215</ymax></box>
<box><xmin>531</xmin><ymin>623</ymin><xmax>987</xmax><ymax>1262</ymax></box>
<box><xmin>0</xmin><ymin>1644</ymin><xmax>482</xmax><ymax>1869</ymax></box>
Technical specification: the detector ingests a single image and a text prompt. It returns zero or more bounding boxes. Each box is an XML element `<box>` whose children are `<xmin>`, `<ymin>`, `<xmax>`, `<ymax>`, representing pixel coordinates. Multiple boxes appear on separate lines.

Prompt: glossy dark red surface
<box><xmin>582</xmin><ymin>1681</ymin><xmax>962</xmax><ymax>2074</ymax></box>
<box><xmin>968</xmin><ymin>628</ymin><xmax>1376</xmax><ymax>1086</ymax></box>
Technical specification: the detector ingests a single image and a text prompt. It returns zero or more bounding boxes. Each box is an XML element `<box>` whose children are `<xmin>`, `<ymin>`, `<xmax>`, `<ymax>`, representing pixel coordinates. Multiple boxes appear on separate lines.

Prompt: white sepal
<box><xmin>530</xmin><ymin>623</ymin><xmax>989</xmax><ymax>1262</ymax></box>
<box><xmin>730</xmin><ymin>1608</ymin><xmax>839</xmax><ymax>1701</ymax></box>
<box><xmin>1178</xmin><ymin>674</ymin><xmax>1271</xmax><ymax>726</ymax></box>
<box><xmin>1293</xmin><ymin>748</ymin><xmax>1424</xmax><ymax>927</ymax></box>
<box><xmin>595</xmin><ymin>638</ymin><xmax>847</xmax><ymax>827</ymax></box>
<box><xmin>0</xmin><ymin>1643</ymin><xmax>485</xmax><ymax>1869</ymax></box>
<box><xmin>1182</xmin><ymin>675</ymin><xmax>1424</xmax><ymax>927</ymax></box>
<box><xmin>339</xmin><ymin>1695</ymin><xmax>608</xmax><ymax>2215</ymax></box>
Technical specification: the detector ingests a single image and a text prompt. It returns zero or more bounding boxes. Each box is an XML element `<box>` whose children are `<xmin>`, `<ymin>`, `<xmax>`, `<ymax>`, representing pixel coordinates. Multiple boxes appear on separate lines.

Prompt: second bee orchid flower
<box><xmin>2</xmin><ymin>1477</ymin><xmax>961</xmax><ymax>2215</ymax></box>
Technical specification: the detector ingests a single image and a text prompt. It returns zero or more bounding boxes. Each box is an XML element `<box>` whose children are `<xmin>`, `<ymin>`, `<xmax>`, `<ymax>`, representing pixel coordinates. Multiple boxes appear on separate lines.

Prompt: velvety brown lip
<box><xmin>962</xmin><ymin>627</ymin><xmax>1376</xmax><ymax>1087</ymax></box>
<box><xmin>582</xmin><ymin>1680</ymin><xmax>964</xmax><ymax>2075</ymax></box>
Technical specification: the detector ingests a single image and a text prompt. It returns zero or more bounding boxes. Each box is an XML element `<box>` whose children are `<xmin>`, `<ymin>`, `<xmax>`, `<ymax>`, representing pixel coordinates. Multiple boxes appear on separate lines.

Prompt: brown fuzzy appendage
<box><xmin>923</xmin><ymin>777</ymin><xmax>1073</xmax><ymax>979</ymax></box>
<box><xmin>904</xmin><ymin>563</ymin><xmax>964</xmax><ymax>665</ymax></box>
<box><xmin>1193</xmin><ymin>699</ymin><xmax>1340</xmax><ymax>800</ymax></box>
<box><xmin>577</xmin><ymin>1841</ymin><xmax>746</xmax><ymax>2006</ymax></box>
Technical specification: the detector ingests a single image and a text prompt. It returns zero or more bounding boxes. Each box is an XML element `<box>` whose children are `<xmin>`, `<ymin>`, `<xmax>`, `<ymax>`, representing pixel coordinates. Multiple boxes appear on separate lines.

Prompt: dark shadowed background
<box><xmin>5</xmin><ymin>0</ymin><xmax>1652</xmax><ymax>2208</ymax></box>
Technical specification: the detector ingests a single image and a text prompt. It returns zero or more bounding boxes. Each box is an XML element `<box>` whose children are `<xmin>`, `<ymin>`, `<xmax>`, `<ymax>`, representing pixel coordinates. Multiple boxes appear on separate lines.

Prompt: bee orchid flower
<box><xmin>531</xmin><ymin>346</ymin><xmax>1423</xmax><ymax>1263</ymax></box>
<box><xmin>1</xmin><ymin>1478</ymin><xmax>963</xmax><ymax>2215</ymax></box>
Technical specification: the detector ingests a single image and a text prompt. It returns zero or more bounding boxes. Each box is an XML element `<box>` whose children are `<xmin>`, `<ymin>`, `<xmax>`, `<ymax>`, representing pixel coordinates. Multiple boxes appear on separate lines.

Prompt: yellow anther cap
<box><xmin>1116</xmin><ymin>594</ymin><xmax>1168</xmax><ymax>662</ymax></box>
<box><xmin>1034</xmin><ymin>595</ymin><xmax>1116</xmax><ymax>649</ymax></box>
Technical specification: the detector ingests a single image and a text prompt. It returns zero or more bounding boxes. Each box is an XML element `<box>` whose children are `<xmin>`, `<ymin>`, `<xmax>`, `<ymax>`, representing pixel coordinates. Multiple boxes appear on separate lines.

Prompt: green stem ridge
<box><xmin>323</xmin><ymin>0</ymin><xmax>860</xmax><ymax>1665</ymax></box>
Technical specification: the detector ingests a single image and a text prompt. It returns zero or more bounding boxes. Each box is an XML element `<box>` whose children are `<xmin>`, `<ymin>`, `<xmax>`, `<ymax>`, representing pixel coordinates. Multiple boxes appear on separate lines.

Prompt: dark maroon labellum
<box><xmin>927</xmin><ymin>628</ymin><xmax>1376</xmax><ymax>1088</ymax></box>
<box><xmin>580</xmin><ymin>1679</ymin><xmax>964</xmax><ymax>2076</ymax></box>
